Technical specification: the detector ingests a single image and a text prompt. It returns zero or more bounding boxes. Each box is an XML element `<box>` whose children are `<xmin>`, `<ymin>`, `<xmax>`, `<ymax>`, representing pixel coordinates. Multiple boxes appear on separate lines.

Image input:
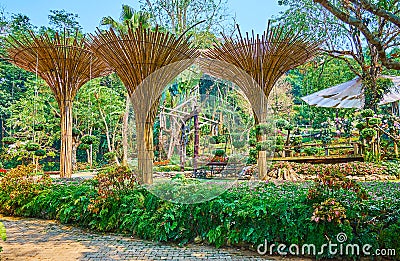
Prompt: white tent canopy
<box><xmin>301</xmin><ymin>76</ymin><xmax>400</xmax><ymax>109</ymax></box>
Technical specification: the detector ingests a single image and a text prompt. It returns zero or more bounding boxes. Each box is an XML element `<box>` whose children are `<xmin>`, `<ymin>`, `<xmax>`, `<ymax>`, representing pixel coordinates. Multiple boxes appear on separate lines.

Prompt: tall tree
<box><xmin>314</xmin><ymin>0</ymin><xmax>400</xmax><ymax>70</ymax></box>
<box><xmin>101</xmin><ymin>4</ymin><xmax>152</xmax><ymax>32</ymax></box>
<box><xmin>139</xmin><ymin>0</ymin><xmax>232</xmax><ymax>47</ymax></box>
<box><xmin>278</xmin><ymin>0</ymin><xmax>400</xmax><ymax>109</ymax></box>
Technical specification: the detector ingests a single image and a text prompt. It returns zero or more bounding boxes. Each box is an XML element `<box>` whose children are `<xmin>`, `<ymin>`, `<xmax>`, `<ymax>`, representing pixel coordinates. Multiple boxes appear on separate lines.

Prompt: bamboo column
<box><xmin>201</xmin><ymin>24</ymin><xmax>320</xmax><ymax>179</ymax></box>
<box><xmin>5</xmin><ymin>32</ymin><xmax>111</xmax><ymax>177</ymax></box>
<box><xmin>89</xmin><ymin>25</ymin><xmax>198</xmax><ymax>184</ymax></box>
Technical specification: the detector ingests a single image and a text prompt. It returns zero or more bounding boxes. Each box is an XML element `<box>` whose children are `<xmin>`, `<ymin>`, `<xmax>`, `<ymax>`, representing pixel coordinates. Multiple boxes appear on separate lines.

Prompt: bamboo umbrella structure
<box><xmin>89</xmin><ymin>25</ymin><xmax>199</xmax><ymax>184</ymax></box>
<box><xmin>200</xmin><ymin>24</ymin><xmax>320</xmax><ymax>179</ymax></box>
<box><xmin>5</xmin><ymin>31</ymin><xmax>112</xmax><ymax>178</ymax></box>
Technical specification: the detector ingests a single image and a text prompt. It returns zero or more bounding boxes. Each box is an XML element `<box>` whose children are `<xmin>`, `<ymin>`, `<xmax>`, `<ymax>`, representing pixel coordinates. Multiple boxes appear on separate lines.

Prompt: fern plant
<box><xmin>0</xmin><ymin>221</ymin><xmax>6</xmax><ymax>252</ymax></box>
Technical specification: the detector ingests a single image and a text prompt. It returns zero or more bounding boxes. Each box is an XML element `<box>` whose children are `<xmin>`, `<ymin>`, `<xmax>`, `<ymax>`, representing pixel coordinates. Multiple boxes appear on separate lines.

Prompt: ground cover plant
<box><xmin>0</xmin><ymin>165</ymin><xmax>399</xmax><ymax>259</ymax></box>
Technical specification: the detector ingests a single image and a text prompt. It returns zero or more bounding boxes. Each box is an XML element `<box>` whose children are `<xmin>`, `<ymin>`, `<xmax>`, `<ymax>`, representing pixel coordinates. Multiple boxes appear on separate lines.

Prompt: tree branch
<box><xmin>314</xmin><ymin>0</ymin><xmax>400</xmax><ymax>70</ymax></box>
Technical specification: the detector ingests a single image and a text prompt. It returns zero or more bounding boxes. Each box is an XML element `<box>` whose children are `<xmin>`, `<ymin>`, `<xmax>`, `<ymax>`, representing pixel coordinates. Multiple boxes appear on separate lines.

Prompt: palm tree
<box><xmin>100</xmin><ymin>5</ymin><xmax>153</xmax><ymax>167</ymax></box>
<box><xmin>101</xmin><ymin>4</ymin><xmax>152</xmax><ymax>31</ymax></box>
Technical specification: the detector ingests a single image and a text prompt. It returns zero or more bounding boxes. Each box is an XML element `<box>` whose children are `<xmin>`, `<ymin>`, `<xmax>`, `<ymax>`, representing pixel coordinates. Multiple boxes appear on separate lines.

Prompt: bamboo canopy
<box><xmin>5</xmin><ymin>31</ymin><xmax>112</xmax><ymax>178</ymax></box>
<box><xmin>204</xmin><ymin>24</ymin><xmax>320</xmax><ymax>112</ymax></box>
<box><xmin>200</xmin><ymin>24</ymin><xmax>320</xmax><ymax>179</ymax></box>
<box><xmin>88</xmin><ymin>25</ymin><xmax>199</xmax><ymax>184</ymax></box>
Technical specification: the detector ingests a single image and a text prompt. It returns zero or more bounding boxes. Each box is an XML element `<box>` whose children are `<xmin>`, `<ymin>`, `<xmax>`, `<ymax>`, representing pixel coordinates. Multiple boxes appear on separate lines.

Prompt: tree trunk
<box><xmin>72</xmin><ymin>142</ymin><xmax>78</xmax><ymax>171</ymax></box>
<box><xmin>136</xmin><ymin>120</ymin><xmax>154</xmax><ymax>184</ymax></box>
<box><xmin>180</xmin><ymin>123</ymin><xmax>186</xmax><ymax>172</ymax></box>
<box><xmin>60</xmin><ymin>100</ymin><xmax>73</xmax><ymax>178</ymax></box>
<box><xmin>193</xmin><ymin>107</ymin><xmax>199</xmax><ymax>173</ymax></box>
<box><xmin>122</xmin><ymin>97</ymin><xmax>129</xmax><ymax>166</ymax></box>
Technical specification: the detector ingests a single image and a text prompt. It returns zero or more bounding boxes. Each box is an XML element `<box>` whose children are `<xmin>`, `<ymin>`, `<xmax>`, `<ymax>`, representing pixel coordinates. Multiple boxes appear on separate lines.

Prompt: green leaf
<box><xmin>0</xmin><ymin>222</ymin><xmax>6</xmax><ymax>241</ymax></box>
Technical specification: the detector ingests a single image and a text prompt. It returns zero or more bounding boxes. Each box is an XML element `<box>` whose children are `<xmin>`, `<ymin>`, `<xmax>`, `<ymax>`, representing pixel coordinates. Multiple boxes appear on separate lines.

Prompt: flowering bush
<box><xmin>311</xmin><ymin>198</ymin><xmax>347</xmax><ymax>223</ymax></box>
<box><xmin>88</xmin><ymin>165</ymin><xmax>136</xmax><ymax>214</ymax></box>
<box><xmin>0</xmin><ymin>164</ymin><xmax>51</xmax><ymax>215</ymax></box>
<box><xmin>0</xmin><ymin>176</ymin><xmax>399</xmax><ymax>259</ymax></box>
<box><xmin>154</xmin><ymin>159</ymin><xmax>170</xmax><ymax>166</ymax></box>
<box><xmin>273</xmin><ymin>161</ymin><xmax>388</xmax><ymax>177</ymax></box>
<box><xmin>307</xmin><ymin>167</ymin><xmax>368</xmax><ymax>201</ymax></box>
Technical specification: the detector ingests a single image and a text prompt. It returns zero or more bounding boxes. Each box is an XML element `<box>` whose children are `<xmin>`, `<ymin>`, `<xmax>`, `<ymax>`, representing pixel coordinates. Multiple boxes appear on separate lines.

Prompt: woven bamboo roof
<box><xmin>5</xmin><ymin>31</ymin><xmax>112</xmax><ymax>106</ymax></box>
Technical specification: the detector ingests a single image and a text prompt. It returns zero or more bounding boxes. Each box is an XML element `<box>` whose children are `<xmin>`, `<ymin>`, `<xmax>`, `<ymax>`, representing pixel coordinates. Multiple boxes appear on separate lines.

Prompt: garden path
<box><xmin>0</xmin><ymin>216</ymin><xmax>284</xmax><ymax>261</ymax></box>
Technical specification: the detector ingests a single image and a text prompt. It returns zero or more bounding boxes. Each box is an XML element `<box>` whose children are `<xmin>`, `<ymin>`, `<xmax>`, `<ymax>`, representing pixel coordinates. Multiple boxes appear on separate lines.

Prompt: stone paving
<box><xmin>0</xmin><ymin>216</ymin><xmax>273</xmax><ymax>261</ymax></box>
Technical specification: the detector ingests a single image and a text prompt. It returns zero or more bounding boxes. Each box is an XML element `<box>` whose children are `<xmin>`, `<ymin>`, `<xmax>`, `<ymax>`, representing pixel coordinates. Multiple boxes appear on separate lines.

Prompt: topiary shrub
<box><xmin>25</xmin><ymin>142</ymin><xmax>40</xmax><ymax>152</ymax></box>
<box><xmin>255</xmin><ymin>123</ymin><xmax>274</xmax><ymax>135</ymax></box>
<box><xmin>368</xmin><ymin>117</ymin><xmax>382</xmax><ymax>126</ymax></box>
<box><xmin>78</xmin><ymin>143</ymin><xmax>90</xmax><ymax>150</ymax></box>
<box><xmin>34</xmin><ymin>149</ymin><xmax>46</xmax><ymax>157</ymax></box>
<box><xmin>213</xmin><ymin>149</ymin><xmax>225</xmax><ymax>157</ymax></box>
<box><xmin>355</xmin><ymin>122</ymin><xmax>366</xmax><ymax>130</ymax></box>
<box><xmin>81</xmin><ymin>135</ymin><xmax>96</xmax><ymax>145</ymax></box>
<box><xmin>33</xmin><ymin>123</ymin><xmax>44</xmax><ymax>131</ymax></box>
<box><xmin>360</xmin><ymin>109</ymin><xmax>374</xmax><ymax>118</ymax></box>
<box><xmin>256</xmin><ymin>140</ymin><xmax>273</xmax><ymax>151</ymax></box>
<box><xmin>2</xmin><ymin>137</ymin><xmax>17</xmax><ymax>145</ymax></box>
<box><xmin>232</xmin><ymin>140</ymin><xmax>246</xmax><ymax>149</ymax></box>
<box><xmin>361</xmin><ymin>128</ymin><xmax>377</xmax><ymax>139</ymax></box>
<box><xmin>72</xmin><ymin>127</ymin><xmax>80</xmax><ymax>137</ymax></box>
<box><xmin>104</xmin><ymin>151</ymin><xmax>116</xmax><ymax>161</ymax></box>
<box><xmin>276</xmin><ymin>118</ymin><xmax>289</xmax><ymax>130</ymax></box>
<box><xmin>247</xmin><ymin>148</ymin><xmax>258</xmax><ymax>164</ymax></box>
<box><xmin>283</xmin><ymin>123</ymin><xmax>294</xmax><ymax>131</ymax></box>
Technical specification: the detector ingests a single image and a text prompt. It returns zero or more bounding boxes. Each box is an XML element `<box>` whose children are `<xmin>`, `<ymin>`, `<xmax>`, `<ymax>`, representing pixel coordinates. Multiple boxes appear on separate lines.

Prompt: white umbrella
<box><xmin>301</xmin><ymin>75</ymin><xmax>400</xmax><ymax>108</ymax></box>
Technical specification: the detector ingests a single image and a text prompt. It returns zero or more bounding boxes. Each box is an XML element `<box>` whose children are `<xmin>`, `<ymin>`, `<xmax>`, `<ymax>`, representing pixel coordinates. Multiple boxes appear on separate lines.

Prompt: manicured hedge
<box><xmin>0</xmin><ymin>165</ymin><xmax>399</xmax><ymax>260</ymax></box>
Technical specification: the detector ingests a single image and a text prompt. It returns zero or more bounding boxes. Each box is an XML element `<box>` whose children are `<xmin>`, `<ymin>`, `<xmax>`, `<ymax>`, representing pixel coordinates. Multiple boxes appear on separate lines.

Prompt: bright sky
<box><xmin>0</xmin><ymin>0</ymin><xmax>286</xmax><ymax>35</ymax></box>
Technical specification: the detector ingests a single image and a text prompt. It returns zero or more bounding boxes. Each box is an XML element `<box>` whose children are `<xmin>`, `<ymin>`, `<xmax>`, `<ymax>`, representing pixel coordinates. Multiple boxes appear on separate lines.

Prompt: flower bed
<box><xmin>0</xmin><ymin>165</ymin><xmax>399</xmax><ymax>260</ymax></box>
<box><xmin>270</xmin><ymin>161</ymin><xmax>400</xmax><ymax>181</ymax></box>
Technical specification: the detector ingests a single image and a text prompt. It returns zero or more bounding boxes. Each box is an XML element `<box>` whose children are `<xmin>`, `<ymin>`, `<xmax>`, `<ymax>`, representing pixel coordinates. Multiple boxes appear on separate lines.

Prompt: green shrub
<box><xmin>303</xmin><ymin>147</ymin><xmax>323</xmax><ymax>156</ymax></box>
<box><xmin>103</xmin><ymin>151</ymin><xmax>116</xmax><ymax>161</ymax></box>
<box><xmin>0</xmin><ymin>221</ymin><xmax>5</xmax><ymax>252</ymax></box>
<box><xmin>25</xmin><ymin>142</ymin><xmax>40</xmax><ymax>151</ymax></box>
<box><xmin>78</xmin><ymin>143</ymin><xmax>90</xmax><ymax>150</ymax></box>
<box><xmin>232</xmin><ymin>140</ymin><xmax>246</xmax><ymax>149</ymax></box>
<box><xmin>0</xmin><ymin>173</ymin><xmax>399</xmax><ymax>260</ymax></box>
<box><xmin>155</xmin><ymin>165</ymin><xmax>181</xmax><ymax>172</ymax></box>
<box><xmin>361</xmin><ymin>128</ymin><xmax>377</xmax><ymax>139</ymax></box>
<box><xmin>34</xmin><ymin>149</ymin><xmax>46</xmax><ymax>157</ymax></box>
<box><xmin>256</xmin><ymin>140</ymin><xmax>273</xmax><ymax>151</ymax></box>
<box><xmin>2</xmin><ymin>137</ymin><xmax>17</xmax><ymax>145</ymax></box>
<box><xmin>33</xmin><ymin>123</ymin><xmax>44</xmax><ymax>131</ymax></box>
<box><xmin>248</xmin><ymin>138</ymin><xmax>257</xmax><ymax>147</ymax></box>
<box><xmin>81</xmin><ymin>135</ymin><xmax>96</xmax><ymax>145</ymax></box>
<box><xmin>276</xmin><ymin>118</ymin><xmax>289</xmax><ymax>130</ymax></box>
<box><xmin>360</xmin><ymin>109</ymin><xmax>374</xmax><ymax>118</ymax></box>
<box><xmin>0</xmin><ymin>164</ymin><xmax>51</xmax><ymax>215</ymax></box>
<box><xmin>72</xmin><ymin>127</ymin><xmax>80</xmax><ymax>137</ymax></box>
<box><xmin>355</xmin><ymin>122</ymin><xmax>366</xmax><ymax>130</ymax></box>
<box><xmin>381</xmin><ymin>161</ymin><xmax>400</xmax><ymax>178</ymax></box>
<box><xmin>368</xmin><ymin>117</ymin><xmax>382</xmax><ymax>126</ymax></box>
<box><xmin>246</xmin><ymin>148</ymin><xmax>258</xmax><ymax>164</ymax></box>
<box><xmin>213</xmin><ymin>149</ymin><xmax>225</xmax><ymax>157</ymax></box>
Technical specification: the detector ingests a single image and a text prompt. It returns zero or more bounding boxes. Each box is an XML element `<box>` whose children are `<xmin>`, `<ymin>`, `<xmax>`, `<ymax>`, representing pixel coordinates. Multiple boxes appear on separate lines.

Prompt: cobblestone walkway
<box><xmin>0</xmin><ymin>216</ymin><xmax>272</xmax><ymax>261</ymax></box>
